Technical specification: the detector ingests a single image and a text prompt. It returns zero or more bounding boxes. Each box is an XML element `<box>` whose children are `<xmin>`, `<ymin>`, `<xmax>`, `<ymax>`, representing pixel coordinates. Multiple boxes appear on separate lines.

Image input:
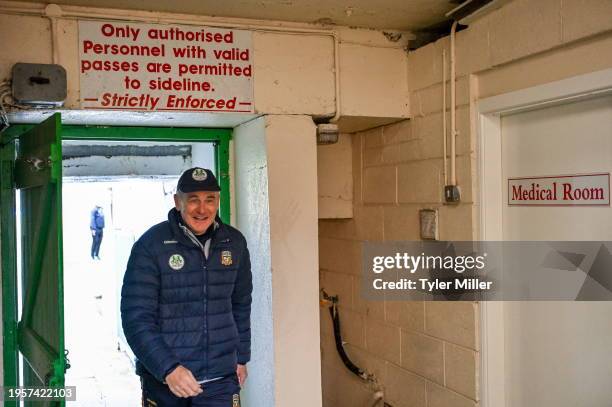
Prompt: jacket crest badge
<box><xmin>232</xmin><ymin>393</ymin><xmax>240</xmax><ymax>407</ymax></box>
<box><xmin>221</xmin><ymin>250</ymin><xmax>233</xmax><ymax>266</ymax></box>
<box><xmin>168</xmin><ymin>254</ymin><xmax>185</xmax><ymax>270</ymax></box>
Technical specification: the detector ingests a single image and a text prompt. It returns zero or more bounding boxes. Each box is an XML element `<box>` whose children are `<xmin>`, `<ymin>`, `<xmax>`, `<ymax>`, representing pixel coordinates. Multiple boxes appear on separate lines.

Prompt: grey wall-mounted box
<box><xmin>12</xmin><ymin>63</ymin><xmax>67</xmax><ymax>106</ymax></box>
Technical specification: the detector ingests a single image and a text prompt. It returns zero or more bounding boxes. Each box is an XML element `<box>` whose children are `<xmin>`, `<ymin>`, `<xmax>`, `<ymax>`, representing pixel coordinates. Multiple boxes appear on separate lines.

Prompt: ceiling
<box><xmin>19</xmin><ymin>0</ymin><xmax>459</xmax><ymax>32</ymax></box>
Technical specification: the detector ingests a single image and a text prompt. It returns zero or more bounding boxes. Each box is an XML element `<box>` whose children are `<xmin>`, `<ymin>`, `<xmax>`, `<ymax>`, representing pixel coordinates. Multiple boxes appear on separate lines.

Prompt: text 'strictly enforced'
<box><xmin>78</xmin><ymin>21</ymin><xmax>253</xmax><ymax>113</ymax></box>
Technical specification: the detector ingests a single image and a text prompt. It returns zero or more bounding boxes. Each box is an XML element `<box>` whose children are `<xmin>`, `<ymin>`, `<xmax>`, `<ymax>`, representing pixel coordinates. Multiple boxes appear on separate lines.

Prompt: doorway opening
<box><xmin>62</xmin><ymin>139</ymin><xmax>216</xmax><ymax>406</ymax></box>
<box><xmin>2</xmin><ymin>119</ymin><xmax>232</xmax><ymax>406</ymax></box>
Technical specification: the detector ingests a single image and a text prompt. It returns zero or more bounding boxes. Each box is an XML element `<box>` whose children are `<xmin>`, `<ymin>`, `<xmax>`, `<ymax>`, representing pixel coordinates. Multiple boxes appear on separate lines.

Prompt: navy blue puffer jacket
<box><xmin>120</xmin><ymin>209</ymin><xmax>252</xmax><ymax>382</ymax></box>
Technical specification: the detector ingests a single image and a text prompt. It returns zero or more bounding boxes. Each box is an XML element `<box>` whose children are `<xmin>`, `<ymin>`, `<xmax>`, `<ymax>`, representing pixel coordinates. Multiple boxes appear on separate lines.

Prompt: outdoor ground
<box><xmin>61</xmin><ymin>178</ymin><xmax>175</xmax><ymax>406</ymax></box>
<box><xmin>64</xmin><ymin>255</ymin><xmax>140</xmax><ymax>407</ymax></box>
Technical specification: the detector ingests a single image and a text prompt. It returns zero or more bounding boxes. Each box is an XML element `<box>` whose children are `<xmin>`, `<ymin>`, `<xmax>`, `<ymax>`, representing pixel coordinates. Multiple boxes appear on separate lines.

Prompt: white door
<box><xmin>499</xmin><ymin>95</ymin><xmax>612</xmax><ymax>406</ymax></box>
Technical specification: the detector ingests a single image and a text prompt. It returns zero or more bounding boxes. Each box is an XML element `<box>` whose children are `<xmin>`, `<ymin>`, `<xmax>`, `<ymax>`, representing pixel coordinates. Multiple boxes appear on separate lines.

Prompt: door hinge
<box><xmin>50</xmin><ymin>143</ymin><xmax>61</xmax><ymax>181</ymax></box>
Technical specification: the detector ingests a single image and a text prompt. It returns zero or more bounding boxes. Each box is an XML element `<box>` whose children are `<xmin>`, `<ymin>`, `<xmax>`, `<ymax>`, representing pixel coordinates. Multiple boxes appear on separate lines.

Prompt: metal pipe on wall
<box><xmin>442</xmin><ymin>49</ymin><xmax>448</xmax><ymax>186</ymax></box>
<box><xmin>450</xmin><ymin>20</ymin><xmax>458</xmax><ymax>186</ymax></box>
<box><xmin>44</xmin><ymin>4</ymin><xmax>62</xmax><ymax>65</ymax></box>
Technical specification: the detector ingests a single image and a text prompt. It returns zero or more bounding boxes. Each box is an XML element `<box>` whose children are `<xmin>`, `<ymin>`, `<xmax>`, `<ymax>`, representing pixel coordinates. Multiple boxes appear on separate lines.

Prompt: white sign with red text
<box><xmin>78</xmin><ymin>21</ymin><xmax>253</xmax><ymax>113</ymax></box>
<box><xmin>508</xmin><ymin>173</ymin><xmax>610</xmax><ymax>206</ymax></box>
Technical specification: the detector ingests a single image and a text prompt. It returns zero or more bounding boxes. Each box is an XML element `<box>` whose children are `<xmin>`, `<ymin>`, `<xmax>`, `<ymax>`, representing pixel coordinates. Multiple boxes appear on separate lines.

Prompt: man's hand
<box><xmin>165</xmin><ymin>365</ymin><xmax>203</xmax><ymax>398</ymax></box>
<box><xmin>91</xmin><ymin>230</ymin><xmax>96</xmax><ymax>236</ymax></box>
<box><xmin>236</xmin><ymin>364</ymin><xmax>248</xmax><ymax>387</ymax></box>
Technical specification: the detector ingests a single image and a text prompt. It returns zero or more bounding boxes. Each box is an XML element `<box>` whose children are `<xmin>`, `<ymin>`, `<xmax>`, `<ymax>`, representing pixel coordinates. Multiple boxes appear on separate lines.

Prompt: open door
<box><xmin>1</xmin><ymin>113</ymin><xmax>67</xmax><ymax>406</ymax></box>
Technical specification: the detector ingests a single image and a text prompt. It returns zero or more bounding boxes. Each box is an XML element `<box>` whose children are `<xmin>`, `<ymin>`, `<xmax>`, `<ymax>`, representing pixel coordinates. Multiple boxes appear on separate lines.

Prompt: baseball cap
<box><xmin>177</xmin><ymin>167</ymin><xmax>221</xmax><ymax>192</ymax></box>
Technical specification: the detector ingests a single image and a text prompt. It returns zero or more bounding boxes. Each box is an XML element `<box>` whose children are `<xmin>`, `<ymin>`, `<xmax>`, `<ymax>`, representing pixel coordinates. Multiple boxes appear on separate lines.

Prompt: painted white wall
<box><xmin>234</xmin><ymin>115</ymin><xmax>321</xmax><ymax>407</ymax></box>
<box><xmin>253</xmin><ymin>32</ymin><xmax>335</xmax><ymax>117</ymax></box>
<box><xmin>340</xmin><ymin>43</ymin><xmax>409</xmax><ymax>118</ymax></box>
<box><xmin>234</xmin><ymin>116</ymin><xmax>275</xmax><ymax>407</ymax></box>
<box><xmin>264</xmin><ymin>115</ymin><xmax>321</xmax><ymax>407</ymax></box>
<box><xmin>190</xmin><ymin>143</ymin><xmax>215</xmax><ymax>171</ymax></box>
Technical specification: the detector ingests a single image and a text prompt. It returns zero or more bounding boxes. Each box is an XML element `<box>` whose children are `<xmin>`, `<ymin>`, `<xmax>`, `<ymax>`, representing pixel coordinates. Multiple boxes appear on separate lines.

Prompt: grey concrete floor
<box><xmin>60</xmin><ymin>180</ymin><xmax>178</xmax><ymax>406</ymax></box>
<box><xmin>64</xmin><ymin>254</ymin><xmax>141</xmax><ymax>407</ymax></box>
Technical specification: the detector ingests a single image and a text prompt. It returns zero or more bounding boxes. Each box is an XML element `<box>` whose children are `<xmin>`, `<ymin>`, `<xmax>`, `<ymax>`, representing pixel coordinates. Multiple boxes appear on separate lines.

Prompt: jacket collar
<box><xmin>168</xmin><ymin>208</ymin><xmax>229</xmax><ymax>249</ymax></box>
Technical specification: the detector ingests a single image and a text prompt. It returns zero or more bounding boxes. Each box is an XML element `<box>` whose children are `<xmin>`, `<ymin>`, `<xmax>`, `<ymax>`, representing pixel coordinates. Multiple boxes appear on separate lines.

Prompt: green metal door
<box><xmin>1</xmin><ymin>113</ymin><xmax>67</xmax><ymax>406</ymax></box>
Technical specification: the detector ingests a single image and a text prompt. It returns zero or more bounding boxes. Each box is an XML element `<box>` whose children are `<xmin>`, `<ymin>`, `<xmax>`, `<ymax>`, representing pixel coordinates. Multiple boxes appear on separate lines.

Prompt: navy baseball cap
<box><xmin>177</xmin><ymin>167</ymin><xmax>221</xmax><ymax>192</ymax></box>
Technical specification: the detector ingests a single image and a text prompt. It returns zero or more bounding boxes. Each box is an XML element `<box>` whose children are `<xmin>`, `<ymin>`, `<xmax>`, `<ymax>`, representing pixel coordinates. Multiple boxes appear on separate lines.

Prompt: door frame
<box><xmin>2</xmin><ymin>125</ymin><xmax>232</xmax><ymax>222</ymax></box>
<box><xmin>477</xmin><ymin>68</ymin><xmax>612</xmax><ymax>407</ymax></box>
<box><xmin>1</xmin><ymin>123</ymin><xmax>232</xmax><ymax>394</ymax></box>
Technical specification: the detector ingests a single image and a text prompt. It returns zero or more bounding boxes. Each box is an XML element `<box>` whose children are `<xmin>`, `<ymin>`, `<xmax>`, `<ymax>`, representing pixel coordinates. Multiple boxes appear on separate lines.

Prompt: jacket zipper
<box><xmin>178</xmin><ymin>225</ymin><xmax>232</xmax><ymax>379</ymax></box>
<box><xmin>178</xmin><ymin>225</ymin><xmax>210</xmax><ymax>378</ymax></box>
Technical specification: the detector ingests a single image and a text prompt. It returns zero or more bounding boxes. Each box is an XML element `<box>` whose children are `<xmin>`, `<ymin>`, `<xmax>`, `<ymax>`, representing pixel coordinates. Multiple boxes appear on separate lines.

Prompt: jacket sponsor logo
<box><xmin>168</xmin><ymin>254</ymin><xmax>185</xmax><ymax>270</ymax></box>
<box><xmin>192</xmin><ymin>168</ymin><xmax>208</xmax><ymax>181</ymax></box>
<box><xmin>232</xmin><ymin>394</ymin><xmax>240</xmax><ymax>407</ymax></box>
<box><xmin>221</xmin><ymin>250</ymin><xmax>233</xmax><ymax>266</ymax></box>
<box><xmin>163</xmin><ymin>240</ymin><xmax>178</xmax><ymax>244</ymax></box>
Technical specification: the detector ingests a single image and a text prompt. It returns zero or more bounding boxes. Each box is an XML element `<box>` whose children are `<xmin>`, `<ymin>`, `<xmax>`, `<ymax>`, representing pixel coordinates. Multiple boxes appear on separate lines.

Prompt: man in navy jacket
<box><xmin>121</xmin><ymin>167</ymin><xmax>252</xmax><ymax>407</ymax></box>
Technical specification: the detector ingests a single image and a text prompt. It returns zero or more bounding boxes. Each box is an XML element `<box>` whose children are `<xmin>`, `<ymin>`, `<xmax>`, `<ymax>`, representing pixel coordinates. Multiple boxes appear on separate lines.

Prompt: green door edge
<box><xmin>0</xmin><ymin>136</ymin><xmax>18</xmax><ymax>403</ymax></box>
<box><xmin>1</xmin><ymin>113</ymin><xmax>65</xmax><ymax>406</ymax></box>
<box><xmin>1</xmin><ymin>123</ymin><xmax>233</xmax><ymax>401</ymax></box>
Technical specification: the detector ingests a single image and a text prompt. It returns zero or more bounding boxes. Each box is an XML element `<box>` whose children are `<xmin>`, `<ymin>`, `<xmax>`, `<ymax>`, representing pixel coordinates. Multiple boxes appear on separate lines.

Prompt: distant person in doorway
<box><xmin>121</xmin><ymin>167</ymin><xmax>252</xmax><ymax>407</ymax></box>
<box><xmin>90</xmin><ymin>205</ymin><xmax>105</xmax><ymax>260</ymax></box>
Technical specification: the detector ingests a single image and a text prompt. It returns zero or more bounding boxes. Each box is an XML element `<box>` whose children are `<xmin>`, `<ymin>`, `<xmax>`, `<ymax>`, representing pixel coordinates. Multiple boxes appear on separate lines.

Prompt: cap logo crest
<box><xmin>192</xmin><ymin>168</ymin><xmax>208</xmax><ymax>181</ymax></box>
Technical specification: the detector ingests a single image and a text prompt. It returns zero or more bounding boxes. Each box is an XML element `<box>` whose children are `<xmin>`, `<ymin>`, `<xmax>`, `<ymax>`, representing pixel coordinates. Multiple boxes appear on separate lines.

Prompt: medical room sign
<box><xmin>508</xmin><ymin>173</ymin><xmax>610</xmax><ymax>206</ymax></box>
<box><xmin>78</xmin><ymin>21</ymin><xmax>254</xmax><ymax>113</ymax></box>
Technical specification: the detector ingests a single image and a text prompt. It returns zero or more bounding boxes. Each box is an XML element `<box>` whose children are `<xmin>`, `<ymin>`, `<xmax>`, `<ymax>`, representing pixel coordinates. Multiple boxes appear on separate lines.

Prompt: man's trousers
<box><xmin>91</xmin><ymin>229</ymin><xmax>103</xmax><ymax>258</ymax></box>
<box><xmin>141</xmin><ymin>373</ymin><xmax>241</xmax><ymax>407</ymax></box>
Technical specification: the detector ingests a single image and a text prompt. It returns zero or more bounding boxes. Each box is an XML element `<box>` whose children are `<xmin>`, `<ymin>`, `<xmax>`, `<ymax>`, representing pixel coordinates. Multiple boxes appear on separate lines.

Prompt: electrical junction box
<box><xmin>12</xmin><ymin>63</ymin><xmax>67</xmax><ymax>106</ymax></box>
<box><xmin>419</xmin><ymin>209</ymin><xmax>439</xmax><ymax>240</ymax></box>
<box><xmin>444</xmin><ymin>185</ymin><xmax>461</xmax><ymax>203</ymax></box>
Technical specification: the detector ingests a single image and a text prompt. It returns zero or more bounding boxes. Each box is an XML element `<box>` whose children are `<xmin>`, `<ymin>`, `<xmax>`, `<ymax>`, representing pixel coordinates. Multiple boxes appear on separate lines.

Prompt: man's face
<box><xmin>174</xmin><ymin>191</ymin><xmax>220</xmax><ymax>235</ymax></box>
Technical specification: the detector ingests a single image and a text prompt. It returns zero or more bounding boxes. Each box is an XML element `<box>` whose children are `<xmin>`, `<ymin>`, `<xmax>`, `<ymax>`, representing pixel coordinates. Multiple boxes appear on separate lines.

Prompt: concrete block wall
<box><xmin>319</xmin><ymin>120</ymin><xmax>479</xmax><ymax>407</ymax></box>
<box><xmin>319</xmin><ymin>0</ymin><xmax>612</xmax><ymax>406</ymax></box>
<box><xmin>318</xmin><ymin>133</ymin><xmax>353</xmax><ymax>219</ymax></box>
